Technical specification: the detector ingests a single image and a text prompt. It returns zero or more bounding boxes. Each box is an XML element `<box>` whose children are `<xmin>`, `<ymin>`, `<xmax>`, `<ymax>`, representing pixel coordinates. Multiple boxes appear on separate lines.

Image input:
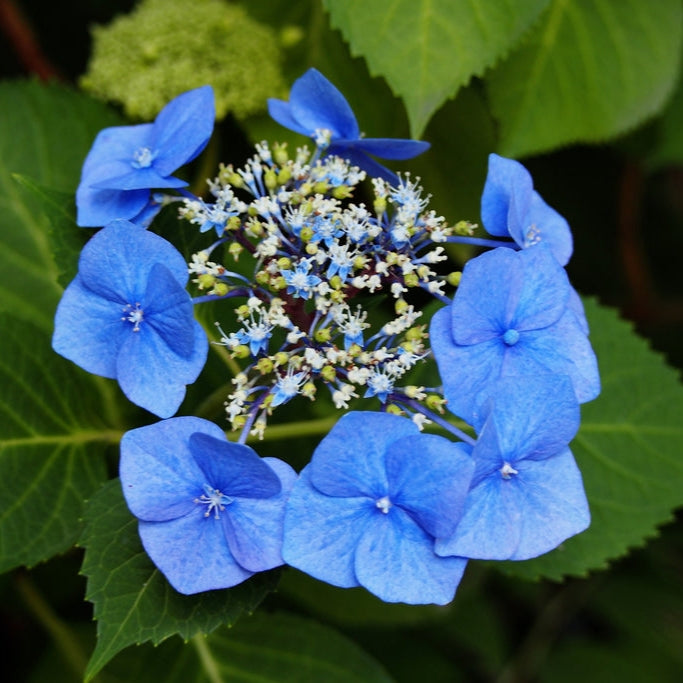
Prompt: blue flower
<box><xmin>430</xmin><ymin>244</ymin><xmax>600</xmax><ymax>427</ymax></box>
<box><xmin>268</xmin><ymin>69</ymin><xmax>429</xmax><ymax>184</ymax></box>
<box><xmin>270</xmin><ymin>368</ymin><xmax>308</xmax><ymax>407</ymax></box>
<box><xmin>77</xmin><ymin>86</ymin><xmax>215</xmax><ymax>227</ymax></box>
<box><xmin>52</xmin><ymin>220</ymin><xmax>208</xmax><ymax>418</ymax></box>
<box><xmin>120</xmin><ymin>416</ymin><xmax>297</xmax><ymax>594</ymax></box>
<box><xmin>435</xmin><ymin>375</ymin><xmax>590</xmax><ymax>560</ymax></box>
<box><xmin>481</xmin><ymin>153</ymin><xmax>573</xmax><ymax>266</ymax></box>
<box><xmin>283</xmin><ymin>412</ymin><xmax>474</xmax><ymax>605</ymax></box>
<box><xmin>281</xmin><ymin>259</ymin><xmax>321</xmax><ymax>299</ymax></box>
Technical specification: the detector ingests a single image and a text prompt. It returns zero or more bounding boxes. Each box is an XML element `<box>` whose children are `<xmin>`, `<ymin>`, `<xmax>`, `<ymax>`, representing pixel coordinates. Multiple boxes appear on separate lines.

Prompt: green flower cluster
<box><xmin>80</xmin><ymin>0</ymin><xmax>288</xmax><ymax>121</ymax></box>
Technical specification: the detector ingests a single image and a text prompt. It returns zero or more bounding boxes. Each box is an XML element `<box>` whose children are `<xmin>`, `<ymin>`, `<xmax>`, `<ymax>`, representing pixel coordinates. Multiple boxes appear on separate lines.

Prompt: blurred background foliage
<box><xmin>1</xmin><ymin>0</ymin><xmax>682</xmax><ymax>681</ymax></box>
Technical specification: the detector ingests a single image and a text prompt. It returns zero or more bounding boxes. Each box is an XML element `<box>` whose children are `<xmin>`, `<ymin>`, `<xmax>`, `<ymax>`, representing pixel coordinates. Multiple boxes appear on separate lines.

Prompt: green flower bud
<box><xmin>232</xmin><ymin>344</ymin><xmax>250</xmax><ymax>359</ymax></box>
<box><xmin>197</xmin><ymin>273</ymin><xmax>215</xmax><ymax>290</ymax></box>
<box><xmin>447</xmin><ymin>271</ymin><xmax>462</xmax><ymax>286</ymax></box>
<box><xmin>426</xmin><ymin>394</ymin><xmax>447</xmax><ymax>414</ymax></box>
<box><xmin>274</xmin><ymin>352</ymin><xmax>289</xmax><ymax>366</ymax></box>
<box><xmin>256</xmin><ymin>358</ymin><xmax>274</xmax><ymax>374</ymax></box>
<box><xmin>273</xmin><ymin>143</ymin><xmax>289</xmax><ymax>165</ymax></box>
<box><xmin>315</xmin><ymin>328</ymin><xmax>332</xmax><ymax>343</ymax></box>
<box><xmin>320</xmin><ymin>365</ymin><xmax>336</xmax><ymax>382</ymax></box>
<box><xmin>212</xmin><ymin>282</ymin><xmax>229</xmax><ymax>297</ymax></box>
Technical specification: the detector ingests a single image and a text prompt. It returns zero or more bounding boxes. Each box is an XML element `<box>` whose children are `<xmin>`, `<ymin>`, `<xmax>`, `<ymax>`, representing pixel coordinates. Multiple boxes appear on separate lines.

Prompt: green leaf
<box><xmin>0</xmin><ymin>314</ymin><xmax>115</xmax><ymax>573</ymax></box>
<box><xmin>12</xmin><ymin>174</ymin><xmax>86</xmax><ymax>289</ymax></box>
<box><xmin>100</xmin><ymin>612</ymin><xmax>394</xmax><ymax>682</ymax></box>
<box><xmin>323</xmin><ymin>0</ymin><xmax>551</xmax><ymax>138</ymax></box>
<box><xmin>486</xmin><ymin>0</ymin><xmax>683</xmax><ymax>157</ymax></box>
<box><xmin>195</xmin><ymin>612</ymin><xmax>395</xmax><ymax>682</ymax></box>
<box><xmin>0</xmin><ymin>81</ymin><xmax>122</xmax><ymax>330</ymax></box>
<box><xmin>81</xmin><ymin>480</ymin><xmax>280</xmax><ymax>681</ymax></box>
<box><xmin>501</xmin><ymin>299</ymin><xmax>683</xmax><ymax>580</ymax></box>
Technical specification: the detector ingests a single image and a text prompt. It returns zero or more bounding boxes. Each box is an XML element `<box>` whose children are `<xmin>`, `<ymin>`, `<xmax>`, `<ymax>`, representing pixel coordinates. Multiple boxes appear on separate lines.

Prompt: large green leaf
<box><xmin>0</xmin><ymin>81</ymin><xmax>122</xmax><ymax>330</ymax></box>
<box><xmin>98</xmin><ymin>612</ymin><xmax>394</xmax><ymax>682</ymax></box>
<box><xmin>502</xmin><ymin>299</ymin><xmax>683</xmax><ymax>580</ymax></box>
<box><xmin>487</xmin><ymin>0</ymin><xmax>683</xmax><ymax>157</ymax></box>
<box><xmin>81</xmin><ymin>480</ymin><xmax>280</xmax><ymax>681</ymax></box>
<box><xmin>0</xmin><ymin>314</ymin><xmax>116</xmax><ymax>573</ymax></box>
<box><xmin>13</xmin><ymin>175</ymin><xmax>87</xmax><ymax>289</ymax></box>
<box><xmin>323</xmin><ymin>0</ymin><xmax>550</xmax><ymax>138</ymax></box>
<box><xmin>195</xmin><ymin>612</ymin><xmax>394</xmax><ymax>682</ymax></box>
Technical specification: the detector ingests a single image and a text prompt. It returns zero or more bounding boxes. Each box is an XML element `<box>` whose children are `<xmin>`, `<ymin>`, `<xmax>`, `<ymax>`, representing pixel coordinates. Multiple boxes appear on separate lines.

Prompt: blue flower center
<box><xmin>131</xmin><ymin>146</ymin><xmax>157</xmax><ymax>169</ymax></box>
<box><xmin>122</xmin><ymin>303</ymin><xmax>144</xmax><ymax>332</ymax></box>
<box><xmin>500</xmin><ymin>462</ymin><xmax>518</xmax><ymax>479</ymax></box>
<box><xmin>375</xmin><ymin>495</ymin><xmax>392</xmax><ymax>514</ymax></box>
<box><xmin>502</xmin><ymin>328</ymin><xmax>520</xmax><ymax>346</ymax></box>
<box><xmin>195</xmin><ymin>483</ymin><xmax>233</xmax><ymax>519</ymax></box>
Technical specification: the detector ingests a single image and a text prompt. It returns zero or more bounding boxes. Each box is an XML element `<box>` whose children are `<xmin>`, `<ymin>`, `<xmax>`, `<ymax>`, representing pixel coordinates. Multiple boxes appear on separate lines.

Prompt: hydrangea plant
<box><xmin>53</xmin><ymin>68</ymin><xmax>600</xmax><ymax>622</ymax></box>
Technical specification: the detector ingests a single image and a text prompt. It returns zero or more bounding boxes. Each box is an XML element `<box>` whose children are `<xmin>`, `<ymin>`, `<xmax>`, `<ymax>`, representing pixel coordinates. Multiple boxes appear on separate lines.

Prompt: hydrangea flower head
<box><xmin>77</xmin><ymin>85</ymin><xmax>215</xmax><ymax>226</ymax></box>
<box><xmin>435</xmin><ymin>375</ymin><xmax>589</xmax><ymax>561</ymax></box>
<box><xmin>268</xmin><ymin>68</ymin><xmax>429</xmax><ymax>184</ymax></box>
<box><xmin>481</xmin><ymin>153</ymin><xmax>573</xmax><ymax>266</ymax></box>
<box><xmin>52</xmin><ymin>221</ymin><xmax>208</xmax><ymax>417</ymax></box>
<box><xmin>283</xmin><ymin>412</ymin><xmax>474</xmax><ymax>605</ymax></box>
<box><xmin>430</xmin><ymin>244</ymin><xmax>600</xmax><ymax>426</ymax></box>
<box><xmin>120</xmin><ymin>416</ymin><xmax>296</xmax><ymax>594</ymax></box>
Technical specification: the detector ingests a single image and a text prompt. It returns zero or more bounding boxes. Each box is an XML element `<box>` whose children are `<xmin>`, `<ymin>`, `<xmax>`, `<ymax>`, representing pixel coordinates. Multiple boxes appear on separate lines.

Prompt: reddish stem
<box><xmin>0</xmin><ymin>0</ymin><xmax>62</xmax><ymax>80</ymax></box>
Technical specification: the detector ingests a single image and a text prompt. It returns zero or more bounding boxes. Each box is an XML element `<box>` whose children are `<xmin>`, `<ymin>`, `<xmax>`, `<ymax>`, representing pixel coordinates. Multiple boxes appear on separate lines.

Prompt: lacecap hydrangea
<box><xmin>54</xmin><ymin>68</ymin><xmax>599</xmax><ymax>605</ymax></box>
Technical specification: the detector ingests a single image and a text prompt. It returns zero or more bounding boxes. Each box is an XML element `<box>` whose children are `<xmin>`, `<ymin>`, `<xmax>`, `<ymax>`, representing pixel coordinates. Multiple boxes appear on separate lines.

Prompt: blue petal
<box><xmin>129</xmin><ymin>197</ymin><xmax>163</xmax><ymax>228</ymax></box>
<box><xmin>524</xmin><ymin>191</ymin><xmax>573</xmax><ymax>266</ymax></box>
<box><xmin>116</xmin><ymin>319</ymin><xmax>208</xmax><ymax>417</ymax></box>
<box><xmin>144</xmin><ymin>263</ymin><xmax>196</xmax><ymax>358</ymax></box>
<box><xmin>506</xmin><ymin>310</ymin><xmax>601</xmax><ymax>404</ymax></box>
<box><xmin>139</xmin><ymin>512</ymin><xmax>253</xmax><ymax>595</ymax></box>
<box><xmin>188</xmin><ymin>433</ymin><xmax>281</xmax><ymax>499</ymax></box>
<box><xmin>267</xmin><ymin>98</ymin><xmax>311</xmax><ymax>136</ymax></box>
<box><xmin>282</xmin><ymin>466</ymin><xmax>370</xmax><ymax>588</ymax></box>
<box><xmin>152</xmin><ymin>85</ymin><xmax>215</xmax><ymax>176</ymax></box>
<box><xmin>449</xmin><ymin>248</ymin><xmax>524</xmax><ymax>344</ymax></box>
<box><xmin>450</xmin><ymin>246</ymin><xmax>569</xmax><ymax>345</ymax></box>
<box><xmin>222</xmin><ymin>457</ymin><xmax>297</xmax><ymax>572</ymax></box>
<box><xmin>78</xmin><ymin>222</ymin><xmax>189</xmax><ymax>302</ymax></box>
<box><xmin>345</xmin><ymin>137</ymin><xmax>430</xmax><ymax>161</ymax></box>
<box><xmin>481</xmin><ymin>153</ymin><xmax>533</xmax><ymax>238</ymax></box>
<box><xmin>430</xmin><ymin>306</ymin><xmax>504</xmax><ymax>426</ymax></box>
<box><xmin>78</xmin><ymin>123</ymin><xmax>154</xmax><ymax>191</ymax></box>
<box><xmin>91</xmin><ymin>167</ymin><xmax>187</xmax><ymax>191</ymax></box>
<box><xmin>435</xmin><ymin>449</ymin><xmax>590</xmax><ymax>561</ymax></box>
<box><xmin>309</xmin><ymin>412</ymin><xmax>417</xmax><ymax>498</ymax></box>
<box><xmin>354</xmin><ymin>506</ymin><xmax>467</xmax><ymax>605</ymax></box>
<box><xmin>288</xmin><ymin>68</ymin><xmax>359</xmax><ymax>139</ymax></box>
<box><xmin>386</xmin><ymin>435</ymin><xmax>474</xmax><ymax>538</ymax></box>
<box><xmin>52</xmin><ymin>275</ymin><xmax>128</xmax><ymax>378</ymax></box>
<box><xmin>568</xmin><ymin>286</ymin><xmax>590</xmax><ymax>334</ymax></box>
<box><xmin>120</xmin><ymin>416</ymin><xmax>224</xmax><ymax>522</ymax></box>
<box><xmin>512</xmin><ymin>244</ymin><xmax>570</xmax><ymax>331</ymax></box>
<box><xmin>474</xmin><ymin>375</ymin><xmax>580</xmax><ymax>471</ymax></box>
<box><xmin>76</xmin><ymin>185</ymin><xmax>150</xmax><ymax>227</ymax></box>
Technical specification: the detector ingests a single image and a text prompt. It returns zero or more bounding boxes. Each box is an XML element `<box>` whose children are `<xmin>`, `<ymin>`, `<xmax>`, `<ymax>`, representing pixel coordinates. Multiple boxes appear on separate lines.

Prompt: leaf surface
<box><xmin>324</xmin><ymin>0</ymin><xmax>550</xmax><ymax>138</ymax></box>
<box><xmin>0</xmin><ymin>81</ymin><xmax>122</xmax><ymax>330</ymax></box>
<box><xmin>0</xmin><ymin>314</ymin><xmax>114</xmax><ymax>572</ymax></box>
<box><xmin>487</xmin><ymin>0</ymin><xmax>683</xmax><ymax>157</ymax></box>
